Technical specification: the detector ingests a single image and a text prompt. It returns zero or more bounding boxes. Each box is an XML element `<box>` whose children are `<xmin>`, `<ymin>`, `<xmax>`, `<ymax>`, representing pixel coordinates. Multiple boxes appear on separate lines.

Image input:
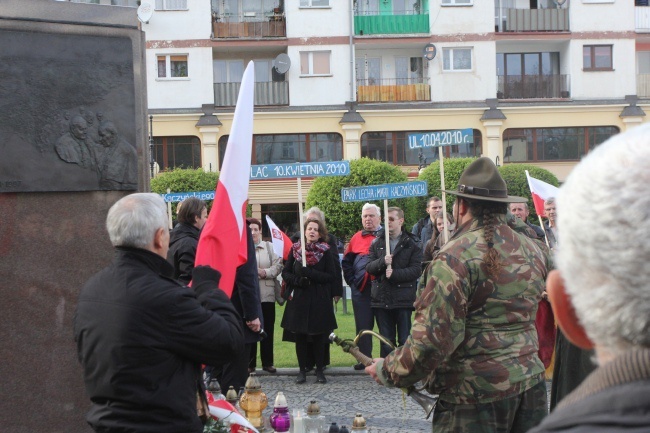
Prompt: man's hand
<box><xmin>257</xmin><ymin>268</ymin><xmax>266</xmax><ymax>278</ymax></box>
<box><xmin>365</xmin><ymin>357</ymin><xmax>384</xmax><ymax>385</ymax></box>
<box><xmin>384</xmin><ymin>254</ymin><xmax>393</xmax><ymax>266</ymax></box>
<box><xmin>386</xmin><ymin>268</ymin><xmax>393</xmax><ymax>278</ymax></box>
<box><xmin>333</xmin><ymin>296</ymin><xmax>341</xmax><ymax>303</ymax></box>
<box><xmin>246</xmin><ymin>318</ymin><xmax>261</xmax><ymax>333</ymax></box>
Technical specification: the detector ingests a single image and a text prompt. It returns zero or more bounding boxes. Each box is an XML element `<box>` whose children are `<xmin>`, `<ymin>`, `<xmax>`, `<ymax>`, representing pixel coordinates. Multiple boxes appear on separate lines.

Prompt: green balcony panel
<box><xmin>354</xmin><ymin>14</ymin><xmax>429</xmax><ymax>35</ymax></box>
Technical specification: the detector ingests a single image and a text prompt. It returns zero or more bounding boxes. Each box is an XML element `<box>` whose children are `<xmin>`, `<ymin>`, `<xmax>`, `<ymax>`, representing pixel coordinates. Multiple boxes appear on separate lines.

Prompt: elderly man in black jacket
<box><xmin>366</xmin><ymin>206</ymin><xmax>422</xmax><ymax>358</ymax></box>
<box><xmin>74</xmin><ymin>193</ymin><xmax>244</xmax><ymax>433</ymax></box>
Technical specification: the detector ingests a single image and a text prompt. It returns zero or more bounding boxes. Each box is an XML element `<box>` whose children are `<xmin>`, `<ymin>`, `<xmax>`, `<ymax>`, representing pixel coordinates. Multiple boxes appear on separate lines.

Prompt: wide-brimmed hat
<box><xmin>442</xmin><ymin>157</ymin><xmax>527</xmax><ymax>203</ymax></box>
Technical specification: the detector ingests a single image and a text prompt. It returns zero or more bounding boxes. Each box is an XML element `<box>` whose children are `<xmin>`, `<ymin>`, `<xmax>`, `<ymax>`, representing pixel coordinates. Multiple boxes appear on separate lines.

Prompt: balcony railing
<box><xmin>497</xmin><ymin>74</ymin><xmax>570</xmax><ymax>99</ymax></box>
<box><xmin>214</xmin><ymin>81</ymin><xmax>289</xmax><ymax>106</ymax></box>
<box><xmin>213</xmin><ymin>14</ymin><xmax>286</xmax><ymax>38</ymax></box>
<box><xmin>636</xmin><ymin>6</ymin><xmax>650</xmax><ymax>32</ymax></box>
<box><xmin>356</xmin><ymin>78</ymin><xmax>430</xmax><ymax>103</ymax></box>
<box><xmin>354</xmin><ymin>10</ymin><xmax>429</xmax><ymax>35</ymax></box>
<box><xmin>637</xmin><ymin>74</ymin><xmax>650</xmax><ymax>97</ymax></box>
<box><xmin>498</xmin><ymin>8</ymin><xmax>569</xmax><ymax>32</ymax></box>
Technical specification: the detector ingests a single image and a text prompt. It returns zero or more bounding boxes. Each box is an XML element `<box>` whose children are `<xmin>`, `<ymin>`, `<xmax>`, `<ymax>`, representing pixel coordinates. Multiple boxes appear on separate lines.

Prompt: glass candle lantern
<box><xmin>239</xmin><ymin>373</ymin><xmax>268</xmax><ymax>430</ymax></box>
<box><xmin>270</xmin><ymin>392</ymin><xmax>291</xmax><ymax>433</ymax></box>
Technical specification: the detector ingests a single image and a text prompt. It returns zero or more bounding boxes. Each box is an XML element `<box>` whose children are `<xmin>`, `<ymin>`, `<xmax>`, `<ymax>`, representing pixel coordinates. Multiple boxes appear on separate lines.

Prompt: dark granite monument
<box><xmin>0</xmin><ymin>1</ymin><xmax>148</xmax><ymax>431</ymax></box>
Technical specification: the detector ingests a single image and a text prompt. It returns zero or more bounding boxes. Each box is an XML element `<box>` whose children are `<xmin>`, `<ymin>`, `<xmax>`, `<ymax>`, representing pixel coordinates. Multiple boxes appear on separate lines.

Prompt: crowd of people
<box><xmin>73</xmin><ymin>123</ymin><xmax>650</xmax><ymax>433</ymax></box>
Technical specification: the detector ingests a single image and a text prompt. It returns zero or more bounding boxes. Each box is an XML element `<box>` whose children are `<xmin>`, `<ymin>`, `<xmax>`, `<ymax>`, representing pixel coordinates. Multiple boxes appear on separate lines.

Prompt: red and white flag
<box><xmin>265</xmin><ymin>215</ymin><xmax>292</xmax><ymax>260</ymax></box>
<box><xmin>525</xmin><ymin>170</ymin><xmax>560</xmax><ymax>218</ymax></box>
<box><xmin>194</xmin><ymin>61</ymin><xmax>255</xmax><ymax>297</ymax></box>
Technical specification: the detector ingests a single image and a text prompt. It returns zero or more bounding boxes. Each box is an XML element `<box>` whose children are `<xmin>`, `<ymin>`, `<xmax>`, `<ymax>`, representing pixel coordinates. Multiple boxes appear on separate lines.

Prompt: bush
<box><xmin>498</xmin><ymin>164</ymin><xmax>559</xmax><ymax>222</ymax></box>
<box><xmin>306</xmin><ymin>158</ymin><xmax>420</xmax><ymax>241</ymax></box>
<box><xmin>415</xmin><ymin>157</ymin><xmax>476</xmax><ymax>218</ymax></box>
<box><xmin>150</xmin><ymin>167</ymin><xmax>219</xmax><ymax>214</ymax></box>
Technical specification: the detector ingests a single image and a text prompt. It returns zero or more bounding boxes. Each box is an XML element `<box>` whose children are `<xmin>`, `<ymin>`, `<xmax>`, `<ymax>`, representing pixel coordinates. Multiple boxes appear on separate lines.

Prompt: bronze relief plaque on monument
<box><xmin>0</xmin><ymin>28</ymin><xmax>139</xmax><ymax>192</ymax></box>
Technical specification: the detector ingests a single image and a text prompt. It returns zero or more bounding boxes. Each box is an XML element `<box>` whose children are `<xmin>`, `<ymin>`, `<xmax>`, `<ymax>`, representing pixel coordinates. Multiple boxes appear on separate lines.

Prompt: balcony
<box><xmin>497</xmin><ymin>74</ymin><xmax>570</xmax><ymax>100</ymax></box>
<box><xmin>214</xmin><ymin>81</ymin><xmax>289</xmax><ymax>106</ymax></box>
<box><xmin>637</xmin><ymin>74</ymin><xmax>650</xmax><ymax>97</ymax></box>
<box><xmin>497</xmin><ymin>8</ymin><xmax>569</xmax><ymax>32</ymax></box>
<box><xmin>636</xmin><ymin>6</ymin><xmax>650</xmax><ymax>32</ymax></box>
<box><xmin>354</xmin><ymin>11</ymin><xmax>429</xmax><ymax>35</ymax></box>
<box><xmin>213</xmin><ymin>13</ymin><xmax>286</xmax><ymax>38</ymax></box>
<box><xmin>356</xmin><ymin>78</ymin><xmax>430</xmax><ymax>103</ymax></box>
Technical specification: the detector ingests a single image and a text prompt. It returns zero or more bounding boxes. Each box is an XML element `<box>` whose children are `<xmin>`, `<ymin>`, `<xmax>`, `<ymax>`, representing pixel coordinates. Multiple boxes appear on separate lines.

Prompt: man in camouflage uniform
<box><xmin>367</xmin><ymin>157</ymin><xmax>551</xmax><ymax>433</ymax></box>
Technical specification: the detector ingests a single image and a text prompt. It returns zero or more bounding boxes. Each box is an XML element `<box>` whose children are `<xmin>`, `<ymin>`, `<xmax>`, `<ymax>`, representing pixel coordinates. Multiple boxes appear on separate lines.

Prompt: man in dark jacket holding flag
<box><xmin>342</xmin><ymin>203</ymin><xmax>382</xmax><ymax>369</ymax></box>
<box><xmin>74</xmin><ymin>193</ymin><xmax>244</xmax><ymax>433</ymax></box>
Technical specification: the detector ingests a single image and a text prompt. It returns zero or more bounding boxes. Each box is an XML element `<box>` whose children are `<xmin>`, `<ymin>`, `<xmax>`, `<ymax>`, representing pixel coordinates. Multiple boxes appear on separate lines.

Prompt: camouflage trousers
<box><xmin>431</xmin><ymin>380</ymin><xmax>547</xmax><ymax>433</ymax></box>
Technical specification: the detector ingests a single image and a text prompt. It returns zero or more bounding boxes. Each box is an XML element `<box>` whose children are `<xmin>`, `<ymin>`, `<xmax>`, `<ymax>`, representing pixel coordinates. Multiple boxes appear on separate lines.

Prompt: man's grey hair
<box><xmin>510</xmin><ymin>202</ymin><xmax>529</xmax><ymax>211</ymax></box>
<box><xmin>362</xmin><ymin>202</ymin><xmax>381</xmax><ymax>217</ymax></box>
<box><xmin>544</xmin><ymin>197</ymin><xmax>556</xmax><ymax>206</ymax></box>
<box><xmin>106</xmin><ymin>193</ymin><xmax>168</xmax><ymax>249</ymax></box>
<box><xmin>304</xmin><ymin>206</ymin><xmax>325</xmax><ymax>222</ymax></box>
<box><xmin>557</xmin><ymin>124</ymin><xmax>650</xmax><ymax>355</ymax></box>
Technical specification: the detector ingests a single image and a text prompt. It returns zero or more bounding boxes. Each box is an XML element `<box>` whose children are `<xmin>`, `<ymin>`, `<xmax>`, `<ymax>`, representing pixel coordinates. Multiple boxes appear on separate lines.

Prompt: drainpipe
<box><xmin>349</xmin><ymin>0</ymin><xmax>355</xmax><ymax>101</ymax></box>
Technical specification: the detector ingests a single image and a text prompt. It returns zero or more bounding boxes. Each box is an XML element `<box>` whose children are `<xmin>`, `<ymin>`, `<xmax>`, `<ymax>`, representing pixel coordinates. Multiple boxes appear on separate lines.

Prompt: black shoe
<box><xmin>303</xmin><ymin>366</ymin><xmax>314</xmax><ymax>373</ymax></box>
<box><xmin>296</xmin><ymin>371</ymin><xmax>306</xmax><ymax>384</ymax></box>
<box><xmin>316</xmin><ymin>369</ymin><xmax>327</xmax><ymax>384</ymax></box>
<box><xmin>262</xmin><ymin>366</ymin><xmax>277</xmax><ymax>373</ymax></box>
<box><xmin>353</xmin><ymin>362</ymin><xmax>365</xmax><ymax>371</ymax></box>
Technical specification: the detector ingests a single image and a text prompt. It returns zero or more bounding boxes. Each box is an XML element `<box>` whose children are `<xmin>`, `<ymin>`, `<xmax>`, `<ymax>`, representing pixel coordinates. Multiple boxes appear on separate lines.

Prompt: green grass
<box><xmin>255</xmin><ymin>301</ymin><xmax>382</xmax><ymax>368</ymax></box>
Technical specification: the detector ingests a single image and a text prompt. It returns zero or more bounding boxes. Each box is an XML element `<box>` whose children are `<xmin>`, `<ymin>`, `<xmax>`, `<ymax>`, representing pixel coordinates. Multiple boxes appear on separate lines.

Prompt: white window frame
<box><xmin>300</xmin><ymin>0</ymin><xmax>331</xmax><ymax>8</ymax></box>
<box><xmin>156</xmin><ymin>54</ymin><xmax>189</xmax><ymax>80</ymax></box>
<box><xmin>441</xmin><ymin>0</ymin><xmax>473</xmax><ymax>6</ymax></box>
<box><xmin>154</xmin><ymin>0</ymin><xmax>188</xmax><ymax>11</ymax></box>
<box><xmin>442</xmin><ymin>47</ymin><xmax>473</xmax><ymax>72</ymax></box>
<box><xmin>300</xmin><ymin>51</ymin><xmax>332</xmax><ymax>77</ymax></box>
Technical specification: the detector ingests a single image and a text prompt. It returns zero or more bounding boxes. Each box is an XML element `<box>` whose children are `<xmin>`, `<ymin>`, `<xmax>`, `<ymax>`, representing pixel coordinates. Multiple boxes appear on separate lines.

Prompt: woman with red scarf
<box><xmin>281</xmin><ymin>217</ymin><xmax>340</xmax><ymax>385</ymax></box>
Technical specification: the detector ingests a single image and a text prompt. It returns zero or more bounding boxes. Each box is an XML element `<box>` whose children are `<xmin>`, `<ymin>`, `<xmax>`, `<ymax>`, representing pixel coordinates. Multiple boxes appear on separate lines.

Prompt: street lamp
<box><xmin>149</xmin><ymin>114</ymin><xmax>155</xmax><ymax>178</ymax></box>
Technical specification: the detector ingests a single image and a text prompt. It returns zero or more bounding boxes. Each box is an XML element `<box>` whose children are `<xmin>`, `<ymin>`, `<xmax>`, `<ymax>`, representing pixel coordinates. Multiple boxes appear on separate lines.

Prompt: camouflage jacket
<box><xmin>376</xmin><ymin>214</ymin><xmax>550</xmax><ymax>404</ymax></box>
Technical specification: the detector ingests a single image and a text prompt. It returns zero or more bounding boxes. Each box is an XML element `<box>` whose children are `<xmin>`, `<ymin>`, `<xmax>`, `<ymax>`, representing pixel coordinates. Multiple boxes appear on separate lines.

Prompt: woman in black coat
<box><xmin>281</xmin><ymin>217</ymin><xmax>340</xmax><ymax>384</ymax></box>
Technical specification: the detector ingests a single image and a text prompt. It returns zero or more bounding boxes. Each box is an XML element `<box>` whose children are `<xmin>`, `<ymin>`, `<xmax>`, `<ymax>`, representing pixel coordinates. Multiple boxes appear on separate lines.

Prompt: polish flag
<box><xmin>265</xmin><ymin>215</ymin><xmax>292</xmax><ymax>260</ymax></box>
<box><xmin>525</xmin><ymin>170</ymin><xmax>560</xmax><ymax>218</ymax></box>
<box><xmin>194</xmin><ymin>61</ymin><xmax>255</xmax><ymax>297</ymax></box>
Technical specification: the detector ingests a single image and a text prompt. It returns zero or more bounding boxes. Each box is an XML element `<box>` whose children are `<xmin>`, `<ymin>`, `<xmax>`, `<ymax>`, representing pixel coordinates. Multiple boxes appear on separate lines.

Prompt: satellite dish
<box><xmin>137</xmin><ymin>1</ymin><xmax>154</xmax><ymax>24</ymax></box>
<box><xmin>273</xmin><ymin>53</ymin><xmax>291</xmax><ymax>74</ymax></box>
<box><xmin>423</xmin><ymin>43</ymin><xmax>436</xmax><ymax>61</ymax></box>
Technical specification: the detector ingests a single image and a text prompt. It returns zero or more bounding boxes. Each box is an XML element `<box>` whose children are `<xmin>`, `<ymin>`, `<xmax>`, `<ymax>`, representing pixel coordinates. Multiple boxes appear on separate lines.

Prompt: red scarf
<box><xmin>292</xmin><ymin>240</ymin><xmax>330</xmax><ymax>266</ymax></box>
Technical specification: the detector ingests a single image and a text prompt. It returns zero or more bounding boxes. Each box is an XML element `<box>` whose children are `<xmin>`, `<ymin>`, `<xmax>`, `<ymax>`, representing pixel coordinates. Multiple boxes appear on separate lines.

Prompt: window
<box><xmin>300</xmin><ymin>51</ymin><xmax>331</xmax><ymax>76</ymax></box>
<box><xmin>218</xmin><ymin>133</ymin><xmax>343</xmax><ymax>169</ymax></box>
<box><xmin>361</xmin><ymin>130</ymin><xmax>482</xmax><ymax>165</ymax></box>
<box><xmin>395</xmin><ymin>57</ymin><xmax>425</xmax><ymax>84</ymax></box>
<box><xmin>442</xmin><ymin>0</ymin><xmax>473</xmax><ymax>5</ymax></box>
<box><xmin>111</xmin><ymin>0</ymin><xmax>139</xmax><ymax>6</ymax></box>
<box><xmin>154</xmin><ymin>136</ymin><xmax>201</xmax><ymax>170</ymax></box>
<box><xmin>157</xmin><ymin>54</ymin><xmax>188</xmax><ymax>78</ymax></box>
<box><xmin>213</xmin><ymin>60</ymin><xmax>243</xmax><ymax>83</ymax></box>
<box><xmin>300</xmin><ymin>0</ymin><xmax>330</xmax><ymax>7</ymax></box>
<box><xmin>443</xmin><ymin>48</ymin><xmax>472</xmax><ymax>71</ymax></box>
<box><xmin>583</xmin><ymin>45</ymin><xmax>613</xmax><ymax>71</ymax></box>
<box><xmin>155</xmin><ymin>0</ymin><xmax>188</xmax><ymax>10</ymax></box>
<box><xmin>502</xmin><ymin>126</ymin><xmax>619</xmax><ymax>162</ymax></box>
<box><xmin>496</xmin><ymin>52</ymin><xmax>563</xmax><ymax>98</ymax></box>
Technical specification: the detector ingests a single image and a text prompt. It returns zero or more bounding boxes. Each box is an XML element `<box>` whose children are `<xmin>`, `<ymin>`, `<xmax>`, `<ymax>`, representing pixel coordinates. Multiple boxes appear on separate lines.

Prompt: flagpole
<box><xmin>383</xmin><ymin>199</ymin><xmax>391</xmax><ymax>271</ymax></box>
<box><xmin>538</xmin><ymin>215</ymin><xmax>550</xmax><ymax>248</ymax></box>
<box><xmin>439</xmin><ymin>147</ymin><xmax>449</xmax><ymax>244</ymax></box>
<box><xmin>297</xmin><ymin>176</ymin><xmax>307</xmax><ymax>265</ymax></box>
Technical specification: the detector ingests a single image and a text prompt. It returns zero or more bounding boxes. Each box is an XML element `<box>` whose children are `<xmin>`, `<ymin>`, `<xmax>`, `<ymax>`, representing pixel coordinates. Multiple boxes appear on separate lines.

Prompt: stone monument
<box><xmin>0</xmin><ymin>1</ymin><xmax>148</xmax><ymax>431</ymax></box>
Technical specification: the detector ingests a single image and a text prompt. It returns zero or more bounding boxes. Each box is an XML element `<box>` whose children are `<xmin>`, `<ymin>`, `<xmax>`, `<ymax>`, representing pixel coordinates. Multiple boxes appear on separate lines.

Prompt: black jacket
<box><xmin>281</xmin><ymin>247</ymin><xmax>340</xmax><ymax>335</ymax></box>
<box><xmin>366</xmin><ymin>229</ymin><xmax>423</xmax><ymax>309</ymax></box>
<box><xmin>231</xmin><ymin>227</ymin><xmax>263</xmax><ymax>344</ymax></box>
<box><xmin>167</xmin><ymin>222</ymin><xmax>200</xmax><ymax>284</ymax></box>
<box><xmin>74</xmin><ymin>247</ymin><xmax>244</xmax><ymax>433</ymax></box>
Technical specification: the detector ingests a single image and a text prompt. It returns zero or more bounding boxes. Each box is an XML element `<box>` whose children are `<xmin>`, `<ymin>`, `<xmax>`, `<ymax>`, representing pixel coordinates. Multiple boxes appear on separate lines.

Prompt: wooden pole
<box><xmin>297</xmin><ymin>177</ymin><xmax>307</xmax><ymax>265</ymax></box>
<box><xmin>439</xmin><ymin>147</ymin><xmax>449</xmax><ymax>244</ymax></box>
<box><xmin>167</xmin><ymin>188</ymin><xmax>172</xmax><ymax>229</ymax></box>
<box><xmin>538</xmin><ymin>215</ymin><xmax>550</xmax><ymax>248</ymax></box>
<box><xmin>383</xmin><ymin>199</ymin><xmax>391</xmax><ymax>270</ymax></box>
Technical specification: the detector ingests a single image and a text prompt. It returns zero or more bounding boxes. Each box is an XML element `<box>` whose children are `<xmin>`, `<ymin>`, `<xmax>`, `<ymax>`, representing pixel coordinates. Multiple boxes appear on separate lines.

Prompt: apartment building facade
<box><xmin>63</xmin><ymin>0</ymin><xmax>650</xmax><ymax>230</ymax></box>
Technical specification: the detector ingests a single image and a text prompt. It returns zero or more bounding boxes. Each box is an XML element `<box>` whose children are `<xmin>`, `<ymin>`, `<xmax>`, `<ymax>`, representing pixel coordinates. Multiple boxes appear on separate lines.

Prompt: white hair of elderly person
<box><xmin>362</xmin><ymin>202</ymin><xmax>381</xmax><ymax>217</ymax></box>
<box><xmin>530</xmin><ymin>123</ymin><xmax>650</xmax><ymax>433</ymax></box>
<box><xmin>106</xmin><ymin>193</ymin><xmax>168</xmax><ymax>252</ymax></box>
